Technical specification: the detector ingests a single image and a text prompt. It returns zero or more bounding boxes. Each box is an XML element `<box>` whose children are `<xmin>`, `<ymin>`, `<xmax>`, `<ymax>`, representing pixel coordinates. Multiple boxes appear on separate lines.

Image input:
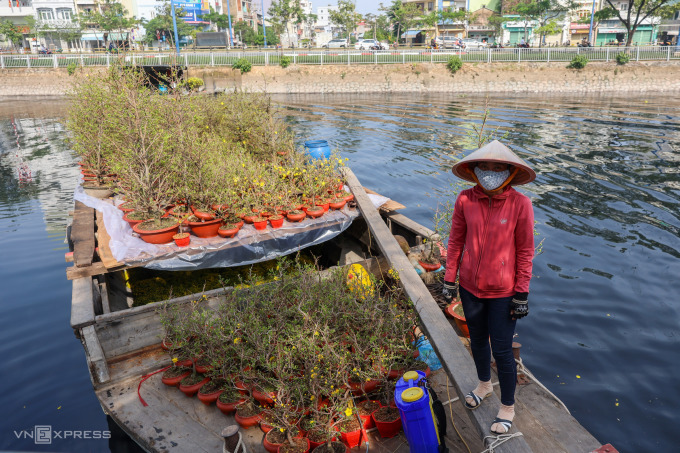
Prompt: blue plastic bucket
<box><xmin>394</xmin><ymin>371</ymin><xmax>440</xmax><ymax>453</ymax></box>
<box><xmin>304</xmin><ymin>140</ymin><xmax>331</xmax><ymax>160</ymax></box>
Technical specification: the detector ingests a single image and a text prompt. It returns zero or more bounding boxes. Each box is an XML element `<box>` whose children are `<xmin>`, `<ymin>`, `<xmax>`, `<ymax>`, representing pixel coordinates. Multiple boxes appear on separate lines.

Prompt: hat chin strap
<box><xmin>464</xmin><ymin>166</ymin><xmax>519</xmax><ymax>195</ymax></box>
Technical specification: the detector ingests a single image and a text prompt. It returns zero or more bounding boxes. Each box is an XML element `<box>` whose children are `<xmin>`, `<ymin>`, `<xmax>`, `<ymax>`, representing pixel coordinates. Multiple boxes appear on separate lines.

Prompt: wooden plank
<box><xmin>99</xmin><ymin>281</ymin><xmax>111</xmax><ymax>314</ymax></box>
<box><xmin>71</xmin><ymin>277</ymin><xmax>95</xmax><ymax>330</ymax></box>
<box><xmin>72</xmin><ymin>201</ymin><xmax>95</xmax><ymax>268</ymax></box>
<box><xmin>95</xmin><ymin>211</ymin><xmax>124</xmax><ymax>269</ymax></box>
<box><xmin>342</xmin><ymin>167</ymin><xmax>532</xmax><ymax>453</ymax></box>
<box><xmin>67</xmin><ymin>261</ymin><xmax>125</xmax><ymax>280</ymax></box>
<box><xmin>81</xmin><ymin>324</ymin><xmax>110</xmax><ymax>385</ymax></box>
<box><xmin>385</xmin><ymin>211</ymin><xmax>440</xmax><ymax>242</ymax></box>
<box><xmin>364</xmin><ymin>187</ymin><xmax>406</xmax><ymax>212</ymax></box>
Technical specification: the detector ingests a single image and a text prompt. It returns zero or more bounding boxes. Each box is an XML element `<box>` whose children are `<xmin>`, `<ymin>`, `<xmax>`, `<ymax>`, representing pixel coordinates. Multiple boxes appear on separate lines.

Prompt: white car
<box><xmin>441</xmin><ymin>36</ymin><xmax>463</xmax><ymax>49</ymax></box>
<box><xmin>462</xmin><ymin>38</ymin><xmax>487</xmax><ymax>49</ymax></box>
<box><xmin>355</xmin><ymin>39</ymin><xmax>382</xmax><ymax>50</ymax></box>
<box><xmin>324</xmin><ymin>39</ymin><xmax>348</xmax><ymax>48</ymax></box>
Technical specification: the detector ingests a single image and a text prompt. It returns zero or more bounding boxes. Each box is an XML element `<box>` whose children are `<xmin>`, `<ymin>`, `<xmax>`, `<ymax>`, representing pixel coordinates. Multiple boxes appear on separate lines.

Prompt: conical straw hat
<box><xmin>451</xmin><ymin>140</ymin><xmax>536</xmax><ymax>185</ymax></box>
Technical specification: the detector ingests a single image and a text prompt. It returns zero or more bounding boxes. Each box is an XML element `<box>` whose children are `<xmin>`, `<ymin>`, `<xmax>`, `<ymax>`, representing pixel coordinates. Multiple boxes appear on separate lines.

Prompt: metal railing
<box><xmin>1</xmin><ymin>46</ymin><xmax>678</xmax><ymax>69</ymax></box>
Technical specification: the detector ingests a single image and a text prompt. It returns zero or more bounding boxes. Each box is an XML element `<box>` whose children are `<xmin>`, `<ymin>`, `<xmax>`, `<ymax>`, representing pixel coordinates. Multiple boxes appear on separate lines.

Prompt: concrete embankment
<box><xmin>2</xmin><ymin>61</ymin><xmax>680</xmax><ymax>96</ymax></box>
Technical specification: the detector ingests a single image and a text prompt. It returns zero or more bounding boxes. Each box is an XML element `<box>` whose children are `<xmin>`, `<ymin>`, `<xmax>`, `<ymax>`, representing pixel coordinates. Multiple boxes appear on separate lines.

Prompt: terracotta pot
<box><xmin>358</xmin><ymin>401</ymin><xmax>381</xmax><ymax>429</ymax></box>
<box><xmin>197</xmin><ymin>388</ymin><xmax>223</xmax><ymax>406</ymax></box>
<box><xmin>348</xmin><ymin>378</ymin><xmax>380</xmax><ymax>396</ymax></box>
<box><xmin>191</xmin><ymin>206</ymin><xmax>216</xmax><ymax>221</ymax></box>
<box><xmin>418</xmin><ymin>260</ymin><xmax>442</xmax><ymax>272</ymax></box>
<box><xmin>179</xmin><ymin>376</ymin><xmax>211</xmax><ymax>397</ymax></box>
<box><xmin>306</xmin><ymin>207</ymin><xmax>324</xmax><ymax>219</ymax></box>
<box><xmin>83</xmin><ymin>185</ymin><xmax>113</xmax><ymax>199</ymax></box>
<box><xmin>343</xmin><ymin>193</ymin><xmax>355</xmax><ymax>202</ymax></box>
<box><xmin>188</xmin><ymin>218</ymin><xmax>222</xmax><ymax>238</ymax></box>
<box><xmin>161</xmin><ymin>369</ymin><xmax>191</xmax><ymax>387</ymax></box>
<box><xmin>253</xmin><ymin>218</ymin><xmax>268</xmax><ymax>231</ymax></box>
<box><xmin>260</xmin><ymin>420</ymin><xmax>276</xmax><ymax>434</ymax></box>
<box><xmin>329</xmin><ymin>199</ymin><xmax>346</xmax><ymax>210</ymax></box>
<box><xmin>269</xmin><ymin>215</ymin><xmax>284</xmax><ymax>229</ymax></box>
<box><xmin>216</xmin><ymin>395</ymin><xmax>247</xmax><ymax>415</ymax></box>
<box><xmin>263</xmin><ymin>430</ymin><xmax>285</xmax><ymax>453</ymax></box>
<box><xmin>243</xmin><ymin>214</ymin><xmax>258</xmax><ymax>224</ymax></box>
<box><xmin>123</xmin><ymin>211</ymin><xmax>148</xmax><ymax>228</ymax></box>
<box><xmin>316</xmin><ymin>201</ymin><xmax>330</xmax><ymax>213</ymax></box>
<box><xmin>286</xmin><ymin>211</ymin><xmax>306</xmax><ymax>222</ymax></box>
<box><xmin>372</xmin><ymin>409</ymin><xmax>402</xmax><ymax>438</ymax></box>
<box><xmin>176</xmin><ymin>358</ymin><xmax>194</xmax><ymax>367</ymax></box>
<box><xmin>252</xmin><ymin>389</ymin><xmax>276</xmax><ymax>405</ymax></box>
<box><xmin>310</xmin><ymin>441</ymin><xmax>347</xmax><ymax>453</ymax></box>
<box><xmin>276</xmin><ymin>437</ymin><xmax>309</xmax><ymax>453</ymax></box>
<box><xmin>218</xmin><ymin>225</ymin><xmax>240</xmax><ymax>238</ymax></box>
<box><xmin>117</xmin><ymin>201</ymin><xmax>135</xmax><ymax>213</ymax></box>
<box><xmin>339</xmin><ymin>428</ymin><xmax>364</xmax><ymax>449</ymax></box>
<box><xmin>173</xmin><ymin>232</ymin><xmax>190</xmax><ymax>247</ymax></box>
<box><xmin>133</xmin><ymin>220</ymin><xmax>180</xmax><ymax>244</ymax></box>
<box><xmin>445</xmin><ymin>301</ymin><xmax>469</xmax><ymax>338</ymax></box>
<box><xmin>234</xmin><ymin>410</ymin><xmax>263</xmax><ymax>429</ymax></box>
<box><xmin>308</xmin><ymin>432</ymin><xmax>338</xmax><ymax>450</ymax></box>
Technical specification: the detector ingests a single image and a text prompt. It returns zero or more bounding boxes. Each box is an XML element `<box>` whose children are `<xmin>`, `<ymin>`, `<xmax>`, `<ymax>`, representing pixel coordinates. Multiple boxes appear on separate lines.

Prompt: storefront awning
<box><xmin>401</xmin><ymin>30</ymin><xmax>423</xmax><ymax>38</ymax></box>
<box><xmin>108</xmin><ymin>32</ymin><xmax>129</xmax><ymax>40</ymax></box>
<box><xmin>81</xmin><ymin>33</ymin><xmax>102</xmax><ymax>41</ymax></box>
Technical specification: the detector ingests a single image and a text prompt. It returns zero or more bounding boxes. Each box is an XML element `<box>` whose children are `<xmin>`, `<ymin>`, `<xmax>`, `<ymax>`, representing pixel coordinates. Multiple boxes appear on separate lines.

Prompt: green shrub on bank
<box><xmin>233</xmin><ymin>58</ymin><xmax>252</xmax><ymax>73</ymax></box>
<box><xmin>567</xmin><ymin>55</ymin><xmax>588</xmax><ymax>69</ymax></box>
<box><xmin>446</xmin><ymin>56</ymin><xmax>463</xmax><ymax>74</ymax></box>
<box><xmin>280</xmin><ymin>56</ymin><xmax>292</xmax><ymax>68</ymax></box>
<box><xmin>67</xmin><ymin>62</ymin><xmax>77</xmax><ymax>76</ymax></box>
<box><xmin>179</xmin><ymin>77</ymin><xmax>204</xmax><ymax>91</ymax></box>
<box><xmin>615</xmin><ymin>52</ymin><xmax>630</xmax><ymax>65</ymax></box>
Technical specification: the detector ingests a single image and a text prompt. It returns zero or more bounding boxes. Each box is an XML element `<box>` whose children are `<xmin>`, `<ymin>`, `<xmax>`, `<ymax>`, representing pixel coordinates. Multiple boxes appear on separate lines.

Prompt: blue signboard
<box><xmin>176</xmin><ymin>0</ymin><xmax>209</xmax><ymax>23</ymax></box>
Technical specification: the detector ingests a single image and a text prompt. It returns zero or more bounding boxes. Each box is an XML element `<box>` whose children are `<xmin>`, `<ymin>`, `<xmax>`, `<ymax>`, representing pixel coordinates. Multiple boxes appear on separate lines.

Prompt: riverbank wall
<box><xmin>2</xmin><ymin>61</ymin><xmax>680</xmax><ymax>97</ymax></box>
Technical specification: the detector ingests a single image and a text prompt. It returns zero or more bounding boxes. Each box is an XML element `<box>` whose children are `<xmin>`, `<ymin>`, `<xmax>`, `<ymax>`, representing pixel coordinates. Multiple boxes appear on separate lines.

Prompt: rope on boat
<box><xmin>515</xmin><ymin>357</ymin><xmax>571</xmax><ymax>415</ymax></box>
<box><xmin>137</xmin><ymin>365</ymin><xmax>172</xmax><ymax>407</ymax></box>
<box><xmin>481</xmin><ymin>433</ymin><xmax>524</xmax><ymax>453</ymax></box>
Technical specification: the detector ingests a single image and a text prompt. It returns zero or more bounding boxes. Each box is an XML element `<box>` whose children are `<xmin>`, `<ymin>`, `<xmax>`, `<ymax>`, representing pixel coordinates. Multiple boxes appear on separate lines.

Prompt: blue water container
<box><xmin>394</xmin><ymin>371</ymin><xmax>440</xmax><ymax>453</ymax></box>
<box><xmin>304</xmin><ymin>140</ymin><xmax>331</xmax><ymax>160</ymax></box>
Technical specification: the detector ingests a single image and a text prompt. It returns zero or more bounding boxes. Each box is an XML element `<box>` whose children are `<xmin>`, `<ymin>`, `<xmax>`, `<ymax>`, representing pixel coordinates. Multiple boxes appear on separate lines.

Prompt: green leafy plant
<box><xmin>67</xmin><ymin>62</ymin><xmax>78</xmax><ymax>76</ymax></box>
<box><xmin>279</xmin><ymin>55</ymin><xmax>292</xmax><ymax>68</ymax></box>
<box><xmin>615</xmin><ymin>52</ymin><xmax>630</xmax><ymax>65</ymax></box>
<box><xmin>567</xmin><ymin>55</ymin><xmax>588</xmax><ymax>69</ymax></box>
<box><xmin>233</xmin><ymin>57</ymin><xmax>252</xmax><ymax>73</ymax></box>
<box><xmin>181</xmin><ymin>76</ymin><xmax>204</xmax><ymax>91</ymax></box>
<box><xmin>446</xmin><ymin>56</ymin><xmax>463</xmax><ymax>74</ymax></box>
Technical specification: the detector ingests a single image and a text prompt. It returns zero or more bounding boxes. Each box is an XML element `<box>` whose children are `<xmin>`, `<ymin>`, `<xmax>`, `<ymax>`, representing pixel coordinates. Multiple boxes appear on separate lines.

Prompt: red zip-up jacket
<box><xmin>444</xmin><ymin>185</ymin><xmax>534</xmax><ymax>298</ymax></box>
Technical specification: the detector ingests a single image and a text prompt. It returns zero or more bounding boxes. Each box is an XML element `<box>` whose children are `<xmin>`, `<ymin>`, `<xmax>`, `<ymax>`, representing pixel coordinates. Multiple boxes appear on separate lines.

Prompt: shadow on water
<box><xmin>0</xmin><ymin>93</ymin><xmax>678</xmax><ymax>452</ymax></box>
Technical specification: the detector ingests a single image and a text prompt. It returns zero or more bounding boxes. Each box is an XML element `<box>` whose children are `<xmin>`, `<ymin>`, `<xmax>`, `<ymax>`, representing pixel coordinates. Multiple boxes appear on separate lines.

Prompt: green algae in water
<box><xmin>127</xmin><ymin>254</ymin><xmax>316</xmax><ymax>307</ymax></box>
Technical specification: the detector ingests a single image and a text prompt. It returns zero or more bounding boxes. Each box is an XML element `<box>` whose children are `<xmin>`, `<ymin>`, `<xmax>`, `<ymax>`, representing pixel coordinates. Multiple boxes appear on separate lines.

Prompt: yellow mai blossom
<box><xmin>279</xmin><ymin>428</ymin><xmax>285</xmax><ymax>432</ymax></box>
<box><xmin>345</xmin><ymin>407</ymin><xmax>352</xmax><ymax>417</ymax></box>
<box><xmin>172</xmin><ymin>357</ymin><xmax>178</xmax><ymax>364</ymax></box>
<box><xmin>234</xmin><ymin>337</ymin><xmax>241</xmax><ymax>344</ymax></box>
<box><xmin>310</xmin><ymin>395</ymin><xmax>315</xmax><ymax>401</ymax></box>
<box><xmin>313</xmin><ymin>331</ymin><xmax>319</xmax><ymax>336</ymax></box>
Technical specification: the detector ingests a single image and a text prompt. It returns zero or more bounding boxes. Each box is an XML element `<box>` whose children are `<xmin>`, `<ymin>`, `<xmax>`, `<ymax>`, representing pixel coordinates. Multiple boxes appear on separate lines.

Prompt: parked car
<box><xmin>324</xmin><ymin>39</ymin><xmax>348</xmax><ymax>48</ymax></box>
<box><xmin>462</xmin><ymin>38</ymin><xmax>487</xmax><ymax>49</ymax></box>
<box><xmin>355</xmin><ymin>39</ymin><xmax>383</xmax><ymax>50</ymax></box>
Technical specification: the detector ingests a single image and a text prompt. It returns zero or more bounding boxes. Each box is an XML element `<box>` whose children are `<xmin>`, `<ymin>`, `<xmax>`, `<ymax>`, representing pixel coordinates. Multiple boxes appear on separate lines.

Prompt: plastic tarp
<box><xmin>73</xmin><ymin>183</ymin><xmax>391</xmax><ymax>271</ymax></box>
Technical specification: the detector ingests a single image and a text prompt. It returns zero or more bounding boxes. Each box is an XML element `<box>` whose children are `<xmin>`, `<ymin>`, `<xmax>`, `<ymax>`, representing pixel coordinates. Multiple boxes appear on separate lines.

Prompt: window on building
<box><xmin>56</xmin><ymin>8</ymin><xmax>72</xmax><ymax>21</ymax></box>
<box><xmin>620</xmin><ymin>3</ymin><xmax>628</xmax><ymax>11</ymax></box>
<box><xmin>38</xmin><ymin>9</ymin><xmax>54</xmax><ymax>21</ymax></box>
<box><xmin>428</xmin><ymin>2</ymin><xmax>434</xmax><ymax>10</ymax></box>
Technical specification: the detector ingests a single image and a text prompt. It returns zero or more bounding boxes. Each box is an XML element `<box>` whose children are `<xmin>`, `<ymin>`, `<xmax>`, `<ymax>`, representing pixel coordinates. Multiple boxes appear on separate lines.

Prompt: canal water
<box><xmin>0</xmin><ymin>94</ymin><xmax>678</xmax><ymax>452</ymax></box>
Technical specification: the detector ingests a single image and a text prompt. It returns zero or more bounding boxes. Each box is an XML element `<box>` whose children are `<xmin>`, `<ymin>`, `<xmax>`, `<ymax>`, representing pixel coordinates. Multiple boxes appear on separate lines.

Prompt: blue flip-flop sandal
<box><xmin>464</xmin><ymin>391</ymin><xmax>492</xmax><ymax>409</ymax></box>
<box><xmin>490</xmin><ymin>417</ymin><xmax>513</xmax><ymax>434</ymax></box>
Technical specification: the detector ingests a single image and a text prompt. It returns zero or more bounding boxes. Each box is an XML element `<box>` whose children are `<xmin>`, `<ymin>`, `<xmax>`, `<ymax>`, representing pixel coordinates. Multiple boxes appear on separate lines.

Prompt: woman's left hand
<box><xmin>511</xmin><ymin>293</ymin><xmax>529</xmax><ymax>320</ymax></box>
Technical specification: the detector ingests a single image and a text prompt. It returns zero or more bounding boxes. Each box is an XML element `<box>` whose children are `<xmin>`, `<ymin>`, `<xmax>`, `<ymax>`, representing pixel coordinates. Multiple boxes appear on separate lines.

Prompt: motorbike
<box><xmin>490</xmin><ymin>43</ymin><xmax>504</xmax><ymax>49</ymax></box>
<box><xmin>370</xmin><ymin>43</ymin><xmax>384</xmax><ymax>51</ymax></box>
<box><xmin>516</xmin><ymin>43</ymin><xmax>530</xmax><ymax>49</ymax></box>
<box><xmin>38</xmin><ymin>48</ymin><xmax>52</xmax><ymax>55</ymax></box>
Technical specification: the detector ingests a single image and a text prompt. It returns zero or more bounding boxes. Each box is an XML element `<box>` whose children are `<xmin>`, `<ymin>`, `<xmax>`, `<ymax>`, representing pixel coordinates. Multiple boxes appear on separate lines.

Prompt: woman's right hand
<box><xmin>442</xmin><ymin>281</ymin><xmax>458</xmax><ymax>304</ymax></box>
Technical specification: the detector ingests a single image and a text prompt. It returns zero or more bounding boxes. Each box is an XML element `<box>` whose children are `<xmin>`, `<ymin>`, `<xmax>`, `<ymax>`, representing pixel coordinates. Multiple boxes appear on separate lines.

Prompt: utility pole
<box><xmin>170</xmin><ymin>0</ymin><xmax>180</xmax><ymax>56</ymax></box>
<box><xmin>225</xmin><ymin>0</ymin><xmax>234</xmax><ymax>47</ymax></box>
<box><xmin>261</xmin><ymin>0</ymin><xmax>268</xmax><ymax>47</ymax></box>
<box><xmin>588</xmin><ymin>0</ymin><xmax>597</xmax><ymax>44</ymax></box>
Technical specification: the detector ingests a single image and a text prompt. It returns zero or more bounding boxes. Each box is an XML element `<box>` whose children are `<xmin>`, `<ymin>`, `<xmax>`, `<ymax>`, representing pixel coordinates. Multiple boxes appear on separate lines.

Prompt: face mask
<box><xmin>474</xmin><ymin>167</ymin><xmax>510</xmax><ymax>191</ymax></box>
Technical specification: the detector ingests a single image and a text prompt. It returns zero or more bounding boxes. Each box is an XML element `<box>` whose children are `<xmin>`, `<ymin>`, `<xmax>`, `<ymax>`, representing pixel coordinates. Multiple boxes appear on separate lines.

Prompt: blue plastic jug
<box><xmin>304</xmin><ymin>140</ymin><xmax>331</xmax><ymax>160</ymax></box>
<box><xmin>394</xmin><ymin>371</ymin><xmax>440</xmax><ymax>453</ymax></box>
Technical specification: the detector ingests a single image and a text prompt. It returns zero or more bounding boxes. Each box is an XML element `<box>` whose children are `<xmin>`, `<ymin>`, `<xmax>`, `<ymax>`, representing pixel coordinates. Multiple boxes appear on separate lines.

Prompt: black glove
<box><xmin>511</xmin><ymin>292</ymin><xmax>529</xmax><ymax>320</ymax></box>
<box><xmin>441</xmin><ymin>281</ymin><xmax>458</xmax><ymax>305</ymax></box>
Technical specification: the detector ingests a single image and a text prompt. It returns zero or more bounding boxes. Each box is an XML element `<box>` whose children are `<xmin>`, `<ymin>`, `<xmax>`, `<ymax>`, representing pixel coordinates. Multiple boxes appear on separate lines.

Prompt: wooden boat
<box><xmin>69</xmin><ymin>169</ymin><xmax>608</xmax><ymax>453</ymax></box>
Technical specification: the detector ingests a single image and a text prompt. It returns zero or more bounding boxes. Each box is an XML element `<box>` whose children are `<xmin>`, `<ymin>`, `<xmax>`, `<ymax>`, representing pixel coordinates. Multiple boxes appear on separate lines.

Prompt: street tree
<box><xmin>78</xmin><ymin>0</ymin><xmax>140</xmax><ymax>48</ymax></box>
<box><xmin>514</xmin><ymin>0</ymin><xmax>577</xmax><ymax>46</ymax></box>
<box><xmin>597</xmin><ymin>0</ymin><xmax>680</xmax><ymax>46</ymax></box>
<box><xmin>381</xmin><ymin>0</ymin><xmax>421</xmax><ymax>43</ymax></box>
<box><xmin>268</xmin><ymin>0</ymin><xmax>306</xmax><ymax>47</ymax></box>
<box><xmin>201</xmin><ymin>7</ymin><xmax>232</xmax><ymax>32</ymax></box>
<box><xmin>329</xmin><ymin>0</ymin><xmax>362</xmax><ymax>44</ymax></box>
<box><xmin>141</xmin><ymin>2</ymin><xmax>193</xmax><ymax>47</ymax></box>
<box><xmin>0</xmin><ymin>20</ymin><xmax>24</xmax><ymax>50</ymax></box>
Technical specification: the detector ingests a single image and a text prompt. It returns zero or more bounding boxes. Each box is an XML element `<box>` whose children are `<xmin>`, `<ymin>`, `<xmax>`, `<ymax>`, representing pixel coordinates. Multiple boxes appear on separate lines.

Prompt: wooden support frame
<box><xmin>343</xmin><ymin>167</ymin><xmax>532</xmax><ymax>452</ymax></box>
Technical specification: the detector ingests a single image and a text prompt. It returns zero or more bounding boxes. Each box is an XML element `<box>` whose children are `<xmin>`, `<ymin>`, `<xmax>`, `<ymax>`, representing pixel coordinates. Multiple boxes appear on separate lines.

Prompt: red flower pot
<box><xmin>216</xmin><ymin>396</ymin><xmax>247</xmax><ymax>415</ymax></box>
<box><xmin>349</xmin><ymin>378</ymin><xmax>380</xmax><ymax>395</ymax></box>
<box><xmin>194</xmin><ymin>362</ymin><xmax>212</xmax><ymax>374</ymax></box>
<box><xmin>243</xmin><ymin>214</ymin><xmax>258</xmax><ymax>224</ymax></box>
<box><xmin>161</xmin><ymin>369</ymin><xmax>191</xmax><ymax>387</ymax></box>
<box><xmin>188</xmin><ymin>218</ymin><xmax>222</xmax><ymax>238</ymax></box>
<box><xmin>234</xmin><ymin>411</ymin><xmax>263</xmax><ymax>429</ymax></box>
<box><xmin>306</xmin><ymin>208</ymin><xmax>324</xmax><ymax>219</ymax></box>
<box><xmin>253</xmin><ymin>218</ymin><xmax>268</xmax><ymax>230</ymax></box>
<box><xmin>358</xmin><ymin>401</ymin><xmax>381</xmax><ymax>429</ymax></box>
<box><xmin>218</xmin><ymin>225</ymin><xmax>240</xmax><ymax>238</ymax></box>
<box><xmin>133</xmin><ymin>221</ymin><xmax>180</xmax><ymax>244</ymax></box>
<box><xmin>123</xmin><ymin>211</ymin><xmax>148</xmax><ymax>228</ymax></box>
<box><xmin>260</xmin><ymin>420</ymin><xmax>276</xmax><ymax>434</ymax></box>
<box><xmin>276</xmin><ymin>438</ymin><xmax>309</xmax><ymax>453</ymax></box>
<box><xmin>197</xmin><ymin>388</ymin><xmax>223</xmax><ymax>406</ymax></box>
<box><xmin>262</xmin><ymin>430</ymin><xmax>292</xmax><ymax>453</ymax></box>
<box><xmin>252</xmin><ymin>389</ymin><xmax>276</xmax><ymax>405</ymax></box>
<box><xmin>176</xmin><ymin>358</ymin><xmax>194</xmax><ymax>367</ymax></box>
<box><xmin>445</xmin><ymin>301</ymin><xmax>469</xmax><ymax>338</ymax></box>
<box><xmin>191</xmin><ymin>206</ymin><xmax>215</xmax><ymax>221</ymax></box>
<box><xmin>329</xmin><ymin>200</ymin><xmax>346</xmax><ymax>210</ymax></box>
<box><xmin>179</xmin><ymin>377</ymin><xmax>211</xmax><ymax>397</ymax></box>
<box><xmin>343</xmin><ymin>193</ymin><xmax>355</xmax><ymax>202</ymax></box>
<box><xmin>418</xmin><ymin>260</ymin><xmax>442</xmax><ymax>272</ymax></box>
<box><xmin>286</xmin><ymin>211</ymin><xmax>306</xmax><ymax>222</ymax></box>
<box><xmin>309</xmin><ymin>435</ymin><xmax>339</xmax><ymax>450</ymax></box>
<box><xmin>372</xmin><ymin>410</ymin><xmax>402</xmax><ymax>438</ymax></box>
<box><xmin>117</xmin><ymin>201</ymin><xmax>135</xmax><ymax>213</ymax></box>
<box><xmin>340</xmin><ymin>428</ymin><xmax>364</xmax><ymax>449</ymax></box>
<box><xmin>269</xmin><ymin>215</ymin><xmax>284</xmax><ymax>229</ymax></box>
<box><xmin>317</xmin><ymin>202</ymin><xmax>330</xmax><ymax>213</ymax></box>
<box><xmin>173</xmin><ymin>233</ymin><xmax>190</xmax><ymax>247</ymax></box>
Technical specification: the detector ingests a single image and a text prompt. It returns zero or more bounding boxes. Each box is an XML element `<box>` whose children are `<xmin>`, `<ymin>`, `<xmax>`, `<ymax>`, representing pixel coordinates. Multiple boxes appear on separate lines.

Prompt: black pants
<box><xmin>460</xmin><ymin>286</ymin><xmax>517</xmax><ymax>406</ymax></box>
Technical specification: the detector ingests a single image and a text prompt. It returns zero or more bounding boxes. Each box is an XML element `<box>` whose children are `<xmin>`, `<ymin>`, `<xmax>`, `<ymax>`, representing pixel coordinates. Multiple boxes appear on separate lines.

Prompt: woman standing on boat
<box><xmin>441</xmin><ymin>140</ymin><xmax>536</xmax><ymax>435</ymax></box>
